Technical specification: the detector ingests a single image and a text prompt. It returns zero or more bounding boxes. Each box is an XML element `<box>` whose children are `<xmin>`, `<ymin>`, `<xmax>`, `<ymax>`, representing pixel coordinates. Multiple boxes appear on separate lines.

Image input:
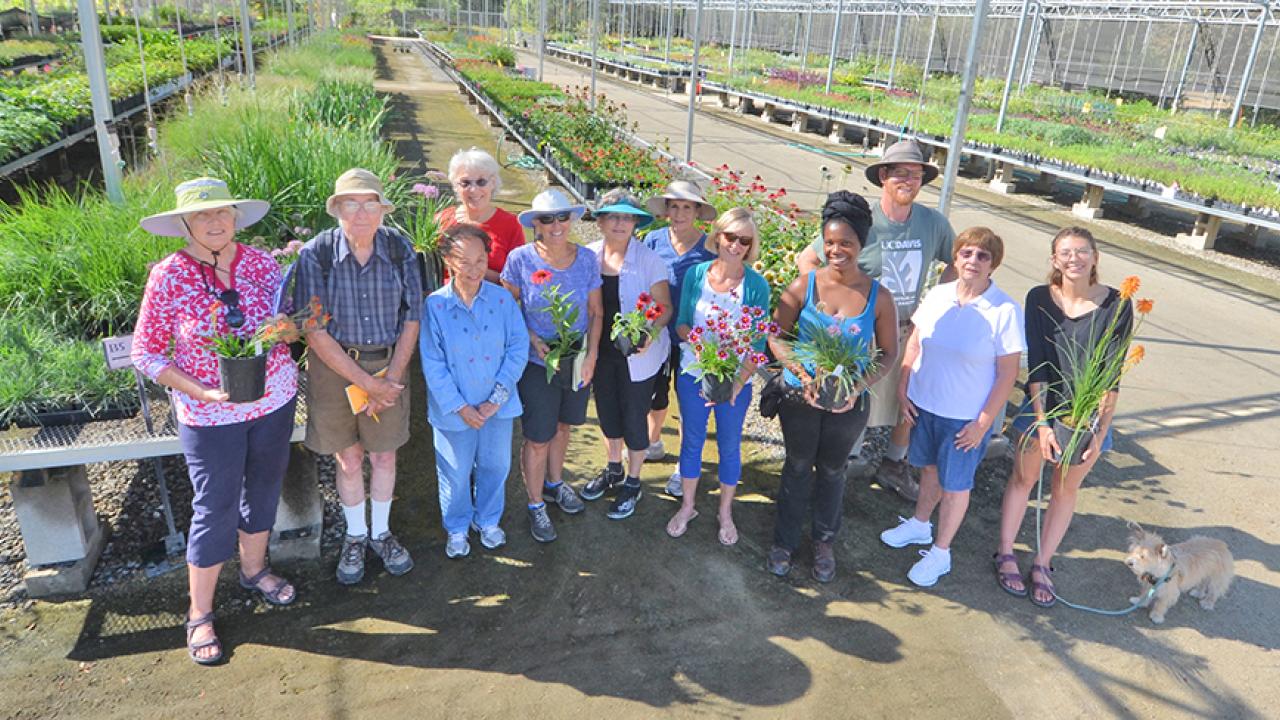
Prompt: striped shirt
<box><xmin>295</xmin><ymin>227</ymin><xmax>423</xmax><ymax>347</ymax></box>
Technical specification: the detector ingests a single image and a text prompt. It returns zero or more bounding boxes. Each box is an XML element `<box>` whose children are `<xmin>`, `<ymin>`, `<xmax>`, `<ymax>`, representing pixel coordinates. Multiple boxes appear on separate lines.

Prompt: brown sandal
<box><xmin>993</xmin><ymin>553</ymin><xmax>1027</xmax><ymax>597</ymax></box>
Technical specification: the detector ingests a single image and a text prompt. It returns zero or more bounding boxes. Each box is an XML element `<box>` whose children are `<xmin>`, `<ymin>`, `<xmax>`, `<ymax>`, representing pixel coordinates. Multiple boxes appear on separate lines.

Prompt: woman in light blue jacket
<box><xmin>421</xmin><ymin>224</ymin><xmax>529</xmax><ymax>558</ymax></box>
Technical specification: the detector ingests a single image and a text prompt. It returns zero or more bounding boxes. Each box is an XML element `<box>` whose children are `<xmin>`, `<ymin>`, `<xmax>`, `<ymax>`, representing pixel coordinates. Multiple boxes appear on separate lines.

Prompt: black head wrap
<box><xmin>821</xmin><ymin>191</ymin><xmax>873</xmax><ymax>247</ymax></box>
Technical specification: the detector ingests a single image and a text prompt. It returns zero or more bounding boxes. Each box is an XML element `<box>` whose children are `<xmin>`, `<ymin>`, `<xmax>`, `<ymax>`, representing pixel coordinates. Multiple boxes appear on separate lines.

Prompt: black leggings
<box><xmin>593</xmin><ymin>353</ymin><xmax>658</xmax><ymax>452</ymax></box>
<box><xmin>773</xmin><ymin>395</ymin><xmax>871</xmax><ymax>552</ymax></box>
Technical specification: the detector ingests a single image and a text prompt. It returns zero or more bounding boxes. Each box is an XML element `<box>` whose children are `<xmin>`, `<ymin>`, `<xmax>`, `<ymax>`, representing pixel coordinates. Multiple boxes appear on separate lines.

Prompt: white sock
<box><xmin>910</xmin><ymin>516</ymin><xmax>932</xmax><ymax>530</ymax></box>
<box><xmin>931</xmin><ymin>545</ymin><xmax>951</xmax><ymax>558</ymax></box>
<box><xmin>886</xmin><ymin>443</ymin><xmax>909</xmax><ymax>462</ymax></box>
<box><xmin>370</xmin><ymin>498</ymin><xmax>392</xmax><ymax>538</ymax></box>
<box><xmin>342</xmin><ymin>501</ymin><xmax>368</xmax><ymax>538</ymax></box>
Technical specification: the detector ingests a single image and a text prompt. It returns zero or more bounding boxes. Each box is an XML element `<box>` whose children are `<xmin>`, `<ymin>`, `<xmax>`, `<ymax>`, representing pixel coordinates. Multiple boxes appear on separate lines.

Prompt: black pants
<box><xmin>593</xmin><ymin>353</ymin><xmax>658</xmax><ymax>452</ymax></box>
<box><xmin>773</xmin><ymin>395</ymin><xmax>871</xmax><ymax>552</ymax></box>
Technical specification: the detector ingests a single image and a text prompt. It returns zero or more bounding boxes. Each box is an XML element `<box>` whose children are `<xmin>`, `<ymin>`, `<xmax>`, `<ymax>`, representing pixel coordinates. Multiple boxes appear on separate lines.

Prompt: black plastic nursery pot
<box><xmin>701</xmin><ymin>374</ymin><xmax>734</xmax><ymax>404</ymax></box>
<box><xmin>1053</xmin><ymin>418</ymin><xmax>1097</xmax><ymax>466</ymax></box>
<box><xmin>613</xmin><ymin>334</ymin><xmax>640</xmax><ymax>357</ymax></box>
<box><xmin>218</xmin><ymin>353</ymin><xmax>269</xmax><ymax>403</ymax></box>
<box><xmin>815</xmin><ymin>374</ymin><xmax>851</xmax><ymax>411</ymax></box>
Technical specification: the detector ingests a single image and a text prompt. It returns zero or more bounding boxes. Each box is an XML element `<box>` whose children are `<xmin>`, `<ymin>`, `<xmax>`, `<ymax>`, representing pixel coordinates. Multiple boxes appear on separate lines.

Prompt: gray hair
<box><xmin>448</xmin><ymin>147</ymin><xmax>502</xmax><ymax>194</ymax></box>
<box><xmin>596</xmin><ymin>187</ymin><xmax>641</xmax><ymax>210</ymax></box>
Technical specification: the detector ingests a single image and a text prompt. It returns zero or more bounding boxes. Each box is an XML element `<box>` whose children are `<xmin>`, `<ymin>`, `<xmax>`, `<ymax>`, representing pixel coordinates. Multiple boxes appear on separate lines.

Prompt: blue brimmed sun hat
<box><xmin>139</xmin><ymin>177</ymin><xmax>269</xmax><ymax>237</ymax></box>
<box><xmin>590</xmin><ymin>200</ymin><xmax>654</xmax><ymax>229</ymax></box>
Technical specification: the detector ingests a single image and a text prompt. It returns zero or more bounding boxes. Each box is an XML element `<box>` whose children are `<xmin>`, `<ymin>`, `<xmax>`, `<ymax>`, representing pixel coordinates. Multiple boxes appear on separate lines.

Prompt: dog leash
<box><xmin>1033</xmin><ymin>464</ymin><xmax>1174</xmax><ymax>616</ymax></box>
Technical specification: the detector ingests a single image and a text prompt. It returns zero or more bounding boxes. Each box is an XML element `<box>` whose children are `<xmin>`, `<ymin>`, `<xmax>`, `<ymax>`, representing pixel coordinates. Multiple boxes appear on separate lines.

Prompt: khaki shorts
<box><xmin>867</xmin><ymin>327</ymin><xmax>911</xmax><ymax>429</ymax></box>
<box><xmin>304</xmin><ymin>348</ymin><xmax>411</xmax><ymax>456</ymax></box>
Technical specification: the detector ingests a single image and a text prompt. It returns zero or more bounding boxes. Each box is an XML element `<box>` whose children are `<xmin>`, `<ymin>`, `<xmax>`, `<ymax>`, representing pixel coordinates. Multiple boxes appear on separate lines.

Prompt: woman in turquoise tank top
<box><xmin>767</xmin><ymin>193</ymin><xmax>899</xmax><ymax>583</ymax></box>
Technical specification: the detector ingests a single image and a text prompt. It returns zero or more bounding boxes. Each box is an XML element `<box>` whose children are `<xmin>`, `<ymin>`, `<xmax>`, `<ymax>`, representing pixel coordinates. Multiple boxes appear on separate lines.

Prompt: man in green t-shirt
<box><xmin>797</xmin><ymin>140</ymin><xmax>955</xmax><ymax>502</ymax></box>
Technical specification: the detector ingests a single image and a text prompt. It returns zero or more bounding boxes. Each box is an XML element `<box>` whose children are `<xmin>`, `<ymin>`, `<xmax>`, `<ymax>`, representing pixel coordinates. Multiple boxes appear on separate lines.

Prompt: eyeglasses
<box><xmin>885</xmin><ymin>168</ymin><xmax>926</xmax><ymax>181</ymax></box>
<box><xmin>456</xmin><ymin>177</ymin><xmax>490</xmax><ymax>189</ymax></box>
<box><xmin>535</xmin><ymin>212</ymin><xmax>573</xmax><ymax>225</ymax></box>
<box><xmin>599</xmin><ymin>213</ymin><xmax>636</xmax><ymax>223</ymax></box>
<box><xmin>1055</xmin><ymin>247</ymin><xmax>1094</xmax><ymax>259</ymax></box>
<box><xmin>957</xmin><ymin>247</ymin><xmax>993</xmax><ymax>262</ymax></box>
<box><xmin>338</xmin><ymin>200</ymin><xmax>384</xmax><ymax>215</ymax></box>
<box><xmin>722</xmin><ymin>232</ymin><xmax>754</xmax><ymax>247</ymax></box>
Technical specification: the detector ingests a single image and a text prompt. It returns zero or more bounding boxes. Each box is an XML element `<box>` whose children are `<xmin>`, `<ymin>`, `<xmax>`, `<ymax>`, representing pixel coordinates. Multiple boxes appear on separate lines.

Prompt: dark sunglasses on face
<box><xmin>457</xmin><ymin>178</ymin><xmax>490</xmax><ymax>188</ymax></box>
<box><xmin>722</xmin><ymin>232</ymin><xmax>754</xmax><ymax>247</ymax></box>
<box><xmin>957</xmin><ymin>247</ymin><xmax>992</xmax><ymax>262</ymax></box>
<box><xmin>536</xmin><ymin>211</ymin><xmax>573</xmax><ymax>225</ymax></box>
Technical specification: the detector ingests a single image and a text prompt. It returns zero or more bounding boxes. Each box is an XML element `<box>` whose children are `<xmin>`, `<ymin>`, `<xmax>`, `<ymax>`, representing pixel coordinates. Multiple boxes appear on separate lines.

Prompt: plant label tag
<box><xmin>102</xmin><ymin>335</ymin><xmax>134</xmax><ymax>371</ymax></box>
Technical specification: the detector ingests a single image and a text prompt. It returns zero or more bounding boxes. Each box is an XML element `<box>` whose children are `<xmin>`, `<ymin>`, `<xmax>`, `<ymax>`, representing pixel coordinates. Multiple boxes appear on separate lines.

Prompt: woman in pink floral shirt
<box><xmin>132</xmin><ymin>178</ymin><xmax>297</xmax><ymax>665</ymax></box>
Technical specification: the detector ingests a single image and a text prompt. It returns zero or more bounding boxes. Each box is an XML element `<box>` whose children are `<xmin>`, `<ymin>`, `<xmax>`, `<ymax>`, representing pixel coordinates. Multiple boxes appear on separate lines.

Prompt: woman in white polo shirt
<box><xmin>878</xmin><ymin>227</ymin><xmax>1025</xmax><ymax>588</ymax></box>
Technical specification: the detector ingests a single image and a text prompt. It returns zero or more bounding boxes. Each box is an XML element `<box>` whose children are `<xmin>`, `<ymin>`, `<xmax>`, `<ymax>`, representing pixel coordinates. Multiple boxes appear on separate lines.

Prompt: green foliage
<box><xmin>0</xmin><ymin>38</ymin><xmax>61</xmax><ymax>66</ymax></box>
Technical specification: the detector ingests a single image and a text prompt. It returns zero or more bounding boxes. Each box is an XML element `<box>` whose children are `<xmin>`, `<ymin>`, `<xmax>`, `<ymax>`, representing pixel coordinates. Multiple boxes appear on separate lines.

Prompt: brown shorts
<box><xmin>867</xmin><ymin>326</ymin><xmax>911</xmax><ymax>429</ymax></box>
<box><xmin>304</xmin><ymin>348</ymin><xmax>411</xmax><ymax>456</ymax></box>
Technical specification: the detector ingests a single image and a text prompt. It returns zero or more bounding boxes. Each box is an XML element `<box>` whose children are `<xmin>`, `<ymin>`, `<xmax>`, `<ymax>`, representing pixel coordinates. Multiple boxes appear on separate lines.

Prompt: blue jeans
<box><xmin>432</xmin><ymin>417</ymin><xmax>514</xmax><ymax>534</ymax></box>
<box><xmin>675</xmin><ymin>372</ymin><xmax>752</xmax><ymax>486</ymax></box>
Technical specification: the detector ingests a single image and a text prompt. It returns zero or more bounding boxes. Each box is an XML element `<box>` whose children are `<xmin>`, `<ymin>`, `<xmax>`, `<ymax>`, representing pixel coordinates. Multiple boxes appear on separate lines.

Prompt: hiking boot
<box><xmin>880</xmin><ymin>516</ymin><xmax>933</xmax><ymax>548</ymax></box>
<box><xmin>908</xmin><ymin>547</ymin><xmax>952</xmax><ymax>587</ymax></box>
<box><xmin>543</xmin><ymin>481</ymin><xmax>584</xmax><ymax>514</ymax></box>
<box><xmin>606</xmin><ymin>483</ymin><xmax>642</xmax><ymax>520</ymax></box>
<box><xmin>528</xmin><ymin>504</ymin><xmax>557</xmax><ymax>543</ymax></box>
<box><xmin>766</xmin><ymin>545</ymin><xmax>793</xmax><ymax>577</ymax></box>
<box><xmin>877</xmin><ymin>459</ymin><xmax>920</xmax><ymax>502</ymax></box>
<box><xmin>336</xmin><ymin>534</ymin><xmax>367</xmax><ymax>585</ymax></box>
<box><xmin>472</xmin><ymin>523</ymin><xmax>506</xmax><ymax>550</ymax></box>
<box><xmin>645</xmin><ymin>440</ymin><xmax>666</xmax><ymax>461</ymax></box>
<box><xmin>665</xmin><ymin>471</ymin><xmax>684</xmax><ymax>498</ymax></box>
<box><xmin>445</xmin><ymin>532</ymin><xmax>470</xmax><ymax>559</ymax></box>
<box><xmin>580</xmin><ymin>466</ymin><xmax>623</xmax><ymax>501</ymax></box>
<box><xmin>812</xmin><ymin>541</ymin><xmax>837</xmax><ymax>583</ymax></box>
<box><xmin>369</xmin><ymin>531</ymin><xmax>414</xmax><ymax>575</ymax></box>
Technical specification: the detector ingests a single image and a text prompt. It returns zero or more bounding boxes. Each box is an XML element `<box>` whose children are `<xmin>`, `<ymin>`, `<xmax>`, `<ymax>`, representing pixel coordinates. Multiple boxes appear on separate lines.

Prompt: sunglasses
<box><xmin>535</xmin><ymin>211</ymin><xmax>573</xmax><ymax>225</ymax></box>
<box><xmin>338</xmin><ymin>200</ymin><xmax>384</xmax><ymax>215</ymax></box>
<box><xmin>957</xmin><ymin>247</ymin><xmax>993</xmax><ymax>262</ymax></box>
<box><xmin>456</xmin><ymin>177</ymin><xmax>490</xmax><ymax>189</ymax></box>
<box><xmin>722</xmin><ymin>232</ymin><xmax>754</xmax><ymax>247</ymax></box>
<box><xmin>198</xmin><ymin>265</ymin><xmax>245</xmax><ymax>329</ymax></box>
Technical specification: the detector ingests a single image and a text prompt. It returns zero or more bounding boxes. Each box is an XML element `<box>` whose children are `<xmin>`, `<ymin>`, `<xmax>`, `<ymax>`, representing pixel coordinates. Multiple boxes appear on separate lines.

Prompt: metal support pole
<box><xmin>1250</xmin><ymin>26</ymin><xmax>1279</xmax><ymax>126</ymax></box>
<box><xmin>1229</xmin><ymin>1</ymin><xmax>1270</xmax><ymax>128</ymax></box>
<box><xmin>918</xmin><ymin>7</ymin><xmax>938</xmax><ymax>107</ymax></box>
<box><xmin>77</xmin><ymin>0</ymin><xmax>125</xmax><ymax>203</ymax></box>
<box><xmin>995</xmin><ymin>0</ymin><xmax>1030</xmax><ymax>133</ymax></box>
<box><xmin>727</xmin><ymin>0</ymin><xmax>738</xmax><ymax>77</ymax></box>
<box><xmin>886</xmin><ymin>10</ymin><xmax>903</xmax><ymax>90</ymax></box>
<box><xmin>537</xmin><ymin>0</ymin><xmax>546</xmax><ymax>81</ymax></box>
<box><xmin>824</xmin><ymin>0</ymin><xmax>843</xmax><ymax>93</ymax></box>
<box><xmin>26</xmin><ymin>0</ymin><xmax>38</xmax><ymax>35</ymax></box>
<box><xmin>590</xmin><ymin>0</ymin><xmax>598</xmax><ymax>110</ymax></box>
<box><xmin>801</xmin><ymin>9</ymin><xmax>812</xmax><ymax>71</ymax></box>
<box><xmin>684</xmin><ymin>0</ymin><xmax>703</xmax><ymax>163</ymax></box>
<box><xmin>238</xmin><ymin>0</ymin><xmax>254</xmax><ymax>89</ymax></box>
<box><xmin>286</xmin><ymin>0</ymin><xmax>296</xmax><ymax>45</ymax></box>
<box><xmin>1018</xmin><ymin>2</ymin><xmax>1040</xmax><ymax>90</ymax></box>
<box><xmin>938</xmin><ymin>0</ymin><xmax>989</xmax><ymax>218</ymax></box>
<box><xmin>664</xmin><ymin>0</ymin><xmax>673</xmax><ymax>62</ymax></box>
<box><xmin>744</xmin><ymin>2</ymin><xmax>754</xmax><ymax>57</ymax></box>
<box><xmin>1172</xmin><ymin>21</ymin><xmax>1200</xmax><ymax>113</ymax></box>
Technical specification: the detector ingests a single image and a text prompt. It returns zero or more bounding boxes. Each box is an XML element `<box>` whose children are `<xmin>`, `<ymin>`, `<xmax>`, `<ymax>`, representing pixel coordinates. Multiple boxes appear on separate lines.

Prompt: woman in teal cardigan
<box><xmin>666</xmin><ymin>208</ymin><xmax>772</xmax><ymax>546</ymax></box>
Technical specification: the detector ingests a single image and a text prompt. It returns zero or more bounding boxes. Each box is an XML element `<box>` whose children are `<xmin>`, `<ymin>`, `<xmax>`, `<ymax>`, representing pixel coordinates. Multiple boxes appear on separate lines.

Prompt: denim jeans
<box><xmin>773</xmin><ymin>395</ymin><xmax>870</xmax><ymax>551</ymax></box>
<box><xmin>675</xmin><ymin>372</ymin><xmax>752</xmax><ymax>486</ymax></box>
<box><xmin>432</xmin><ymin>417</ymin><xmax>514</xmax><ymax>534</ymax></box>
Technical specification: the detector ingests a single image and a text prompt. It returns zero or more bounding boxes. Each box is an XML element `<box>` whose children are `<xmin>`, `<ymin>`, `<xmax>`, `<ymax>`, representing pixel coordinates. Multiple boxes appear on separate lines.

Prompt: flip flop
<box><xmin>1029</xmin><ymin>564</ymin><xmax>1057</xmax><ymax>608</ymax></box>
<box><xmin>718</xmin><ymin>519</ymin><xmax>739</xmax><ymax>546</ymax></box>
<box><xmin>993</xmin><ymin>553</ymin><xmax>1028</xmax><ymax>597</ymax></box>
<box><xmin>185</xmin><ymin>612</ymin><xmax>223</xmax><ymax>666</ymax></box>
<box><xmin>239</xmin><ymin>566</ymin><xmax>297</xmax><ymax>606</ymax></box>
<box><xmin>666</xmin><ymin>510</ymin><xmax>698</xmax><ymax>538</ymax></box>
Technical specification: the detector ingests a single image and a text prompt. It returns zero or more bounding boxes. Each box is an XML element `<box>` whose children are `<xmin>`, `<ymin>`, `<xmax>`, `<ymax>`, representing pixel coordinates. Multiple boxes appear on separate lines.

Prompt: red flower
<box><xmin>638</xmin><ymin>291</ymin><xmax>653</xmax><ymax>304</ymax></box>
<box><xmin>531</xmin><ymin>269</ymin><xmax>553</xmax><ymax>285</ymax></box>
<box><xmin>644</xmin><ymin>306</ymin><xmax>661</xmax><ymax>321</ymax></box>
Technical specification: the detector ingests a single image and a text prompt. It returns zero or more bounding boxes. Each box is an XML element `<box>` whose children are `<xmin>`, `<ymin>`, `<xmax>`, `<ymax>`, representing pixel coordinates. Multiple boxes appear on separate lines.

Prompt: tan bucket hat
<box><xmin>864</xmin><ymin>140</ymin><xmax>940</xmax><ymax>187</ymax></box>
<box><xmin>645</xmin><ymin>180</ymin><xmax>717</xmax><ymax>221</ymax></box>
<box><xmin>325</xmin><ymin>168</ymin><xmax>395</xmax><ymax>218</ymax></box>
<box><xmin>138</xmin><ymin>177</ymin><xmax>269</xmax><ymax>237</ymax></box>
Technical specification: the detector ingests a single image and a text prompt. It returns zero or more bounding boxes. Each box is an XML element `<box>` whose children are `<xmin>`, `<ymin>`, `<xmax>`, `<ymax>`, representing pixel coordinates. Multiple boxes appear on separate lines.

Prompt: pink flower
<box><xmin>767</xmin><ymin>322</ymin><xmax>780</xmax><ymax>334</ymax></box>
<box><xmin>717</xmin><ymin>349</ymin><xmax>729</xmax><ymax>360</ymax></box>
<box><xmin>847</xmin><ymin>324</ymin><xmax>862</xmax><ymax>335</ymax></box>
<box><xmin>750</xmin><ymin>306</ymin><xmax>764</xmax><ymax>318</ymax></box>
<box><xmin>426</xmin><ymin>170</ymin><xmax>450</xmax><ymax>182</ymax></box>
<box><xmin>826</xmin><ymin>324</ymin><xmax>841</xmax><ymax>337</ymax></box>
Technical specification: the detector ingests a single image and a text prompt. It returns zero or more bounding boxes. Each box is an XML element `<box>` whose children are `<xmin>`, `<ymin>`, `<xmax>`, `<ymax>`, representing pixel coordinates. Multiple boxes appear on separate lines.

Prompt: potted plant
<box><xmin>1038</xmin><ymin>276</ymin><xmax>1153</xmax><ymax>466</ymax></box>
<box><xmin>610</xmin><ymin>291</ymin><xmax>664</xmax><ymax>357</ymax></box>
<box><xmin>531</xmin><ymin>269</ymin><xmax>585</xmax><ymax>388</ymax></box>
<box><xmin>790</xmin><ymin>322</ymin><xmax>882</xmax><ymax>411</ymax></box>
<box><xmin>397</xmin><ymin>178</ymin><xmax>452</xmax><ymax>292</ymax></box>
<box><xmin>685</xmin><ymin>305</ymin><xmax>775</xmax><ymax>403</ymax></box>
<box><xmin>208</xmin><ymin>297</ymin><xmax>327</xmax><ymax>403</ymax></box>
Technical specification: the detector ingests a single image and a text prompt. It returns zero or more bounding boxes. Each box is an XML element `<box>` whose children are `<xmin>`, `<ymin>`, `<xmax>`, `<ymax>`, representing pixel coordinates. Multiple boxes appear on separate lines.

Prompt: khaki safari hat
<box><xmin>645</xmin><ymin>180</ymin><xmax>717</xmax><ymax>221</ymax></box>
<box><xmin>138</xmin><ymin>177</ymin><xmax>269</xmax><ymax>237</ymax></box>
<box><xmin>864</xmin><ymin>140</ymin><xmax>940</xmax><ymax>187</ymax></box>
<box><xmin>325</xmin><ymin>168</ymin><xmax>396</xmax><ymax>218</ymax></box>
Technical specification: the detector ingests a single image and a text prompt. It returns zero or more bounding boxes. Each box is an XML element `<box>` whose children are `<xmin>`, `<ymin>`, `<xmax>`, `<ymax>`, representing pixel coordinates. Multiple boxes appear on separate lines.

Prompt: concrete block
<box><xmin>1032</xmin><ymin>171</ymin><xmax>1056</xmax><ymax>194</ymax></box>
<box><xmin>1122</xmin><ymin>194</ymin><xmax>1151</xmax><ymax>219</ymax></box>
<box><xmin>10</xmin><ymin>466</ymin><xmax>101</xmax><ymax>566</ymax></box>
<box><xmin>1174</xmin><ymin>213</ymin><xmax>1222</xmax><ymax>251</ymax></box>
<box><xmin>989</xmin><ymin>161</ymin><xmax>1018</xmax><ymax>194</ymax></box>
<box><xmin>791</xmin><ymin>112</ymin><xmax>808</xmax><ymax>133</ymax></box>
<box><xmin>1072</xmin><ymin>184</ymin><xmax>1106</xmax><ymax>220</ymax></box>
<box><xmin>737</xmin><ymin>98</ymin><xmax>753</xmax><ymax>115</ymax></box>
<box><xmin>829</xmin><ymin>123</ymin><xmax>850</xmax><ymax>144</ymax></box>
<box><xmin>24</xmin><ymin>524</ymin><xmax>107</xmax><ymax>598</ymax></box>
<box><xmin>270</xmin><ymin>444</ymin><xmax>323</xmax><ymax>562</ymax></box>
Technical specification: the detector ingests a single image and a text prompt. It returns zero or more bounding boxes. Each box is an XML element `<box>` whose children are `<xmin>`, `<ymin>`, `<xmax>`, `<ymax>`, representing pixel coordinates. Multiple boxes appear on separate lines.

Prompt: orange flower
<box><xmin>1119</xmin><ymin>275</ymin><xmax>1141</xmax><ymax>300</ymax></box>
<box><xmin>1125</xmin><ymin>344</ymin><xmax>1146</xmax><ymax>369</ymax></box>
<box><xmin>1136</xmin><ymin>298</ymin><xmax>1153</xmax><ymax>314</ymax></box>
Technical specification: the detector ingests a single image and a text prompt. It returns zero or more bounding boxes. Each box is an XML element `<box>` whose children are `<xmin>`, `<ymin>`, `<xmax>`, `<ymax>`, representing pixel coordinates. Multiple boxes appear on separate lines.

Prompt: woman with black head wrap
<box><xmin>765</xmin><ymin>191</ymin><xmax>899</xmax><ymax>582</ymax></box>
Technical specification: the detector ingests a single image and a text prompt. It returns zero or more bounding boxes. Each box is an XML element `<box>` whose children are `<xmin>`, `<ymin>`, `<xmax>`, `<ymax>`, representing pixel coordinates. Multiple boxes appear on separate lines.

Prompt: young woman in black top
<box><xmin>995</xmin><ymin>227</ymin><xmax>1133</xmax><ymax>607</ymax></box>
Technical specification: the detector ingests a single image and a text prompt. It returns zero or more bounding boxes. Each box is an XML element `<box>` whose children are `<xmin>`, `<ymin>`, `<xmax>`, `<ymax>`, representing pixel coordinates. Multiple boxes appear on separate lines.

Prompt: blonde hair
<box><xmin>709</xmin><ymin>207</ymin><xmax>759</xmax><ymax>264</ymax></box>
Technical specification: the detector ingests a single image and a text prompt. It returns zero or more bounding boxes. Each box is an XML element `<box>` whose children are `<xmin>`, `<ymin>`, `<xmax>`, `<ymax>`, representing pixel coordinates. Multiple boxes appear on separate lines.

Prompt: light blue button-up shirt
<box><xmin>420</xmin><ymin>280</ymin><xmax>529</xmax><ymax>432</ymax></box>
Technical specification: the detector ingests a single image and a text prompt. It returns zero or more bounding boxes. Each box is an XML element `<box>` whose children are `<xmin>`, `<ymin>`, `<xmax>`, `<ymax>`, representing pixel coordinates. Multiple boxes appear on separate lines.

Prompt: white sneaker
<box><xmin>445</xmin><ymin>532</ymin><xmax>470</xmax><ymax>558</ymax></box>
<box><xmin>880</xmin><ymin>516</ymin><xmax>933</xmax><ymax>548</ymax></box>
<box><xmin>665</xmin><ymin>471</ymin><xmax>684</xmax><ymax>498</ymax></box>
<box><xmin>476</xmin><ymin>525</ymin><xmax>506</xmax><ymax>550</ymax></box>
<box><xmin>645</xmin><ymin>440</ymin><xmax>666</xmax><ymax>461</ymax></box>
<box><xmin>908</xmin><ymin>547</ymin><xmax>952</xmax><ymax>587</ymax></box>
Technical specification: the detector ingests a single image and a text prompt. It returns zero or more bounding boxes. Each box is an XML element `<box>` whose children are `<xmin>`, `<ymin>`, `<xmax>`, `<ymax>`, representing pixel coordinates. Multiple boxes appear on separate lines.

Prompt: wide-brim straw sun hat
<box><xmin>325</xmin><ymin>168</ymin><xmax>396</xmax><ymax>218</ymax></box>
<box><xmin>138</xmin><ymin>177</ymin><xmax>269</xmax><ymax>237</ymax></box>
<box><xmin>645</xmin><ymin>180</ymin><xmax>717</xmax><ymax>221</ymax></box>
<box><xmin>590</xmin><ymin>201</ymin><xmax>655</xmax><ymax>229</ymax></box>
<box><xmin>864</xmin><ymin>140</ymin><xmax>940</xmax><ymax>187</ymax></box>
<box><xmin>517</xmin><ymin>188</ymin><xmax>587</xmax><ymax>229</ymax></box>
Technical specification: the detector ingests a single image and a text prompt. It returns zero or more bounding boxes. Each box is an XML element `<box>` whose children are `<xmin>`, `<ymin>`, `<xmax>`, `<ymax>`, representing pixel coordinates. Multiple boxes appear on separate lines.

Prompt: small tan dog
<box><xmin>1124</xmin><ymin>522</ymin><xmax>1234</xmax><ymax>624</ymax></box>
